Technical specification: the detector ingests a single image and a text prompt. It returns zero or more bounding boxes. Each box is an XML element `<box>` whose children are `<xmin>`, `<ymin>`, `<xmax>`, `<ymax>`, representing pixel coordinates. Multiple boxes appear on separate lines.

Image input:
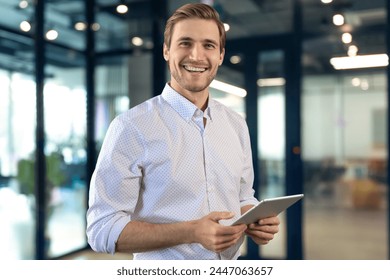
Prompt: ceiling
<box><xmin>0</xmin><ymin>0</ymin><xmax>387</xmax><ymax>76</ymax></box>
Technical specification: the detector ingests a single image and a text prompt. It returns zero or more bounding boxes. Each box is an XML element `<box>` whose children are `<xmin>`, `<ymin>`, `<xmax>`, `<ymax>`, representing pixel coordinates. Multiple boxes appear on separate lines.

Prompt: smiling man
<box><xmin>86</xmin><ymin>3</ymin><xmax>280</xmax><ymax>260</ymax></box>
<box><xmin>163</xmin><ymin>16</ymin><xmax>223</xmax><ymax>111</ymax></box>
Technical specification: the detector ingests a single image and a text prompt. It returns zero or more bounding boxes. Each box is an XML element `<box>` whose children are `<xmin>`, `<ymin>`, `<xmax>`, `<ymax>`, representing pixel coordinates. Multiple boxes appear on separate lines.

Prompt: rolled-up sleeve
<box><xmin>86</xmin><ymin>115</ymin><xmax>145</xmax><ymax>254</ymax></box>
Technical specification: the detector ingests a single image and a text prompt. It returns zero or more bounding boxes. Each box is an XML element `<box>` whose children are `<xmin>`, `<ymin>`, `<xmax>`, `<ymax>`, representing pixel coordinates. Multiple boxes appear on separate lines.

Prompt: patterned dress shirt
<box><xmin>86</xmin><ymin>83</ymin><xmax>259</xmax><ymax>259</ymax></box>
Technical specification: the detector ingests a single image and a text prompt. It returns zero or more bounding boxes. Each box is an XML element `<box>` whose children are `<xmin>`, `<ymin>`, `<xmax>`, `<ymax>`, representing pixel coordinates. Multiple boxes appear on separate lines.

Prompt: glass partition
<box><xmin>44</xmin><ymin>49</ymin><xmax>88</xmax><ymax>258</ymax></box>
<box><xmin>302</xmin><ymin>0</ymin><xmax>388</xmax><ymax>260</ymax></box>
<box><xmin>257</xmin><ymin>50</ymin><xmax>287</xmax><ymax>259</ymax></box>
<box><xmin>0</xmin><ymin>70</ymin><xmax>36</xmax><ymax>260</ymax></box>
<box><xmin>302</xmin><ymin>72</ymin><xmax>388</xmax><ymax>259</ymax></box>
<box><xmin>0</xmin><ymin>0</ymin><xmax>90</xmax><ymax>259</ymax></box>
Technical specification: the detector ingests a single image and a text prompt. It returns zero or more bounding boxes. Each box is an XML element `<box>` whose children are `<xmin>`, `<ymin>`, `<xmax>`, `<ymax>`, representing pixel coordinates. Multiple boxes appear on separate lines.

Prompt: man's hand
<box><xmin>192</xmin><ymin>212</ymin><xmax>247</xmax><ymax>252</ymax></box>
<box><xmin>245</xmin><ymin>216</ymin><xmax>280</xmax><ymax>245</ymax></box>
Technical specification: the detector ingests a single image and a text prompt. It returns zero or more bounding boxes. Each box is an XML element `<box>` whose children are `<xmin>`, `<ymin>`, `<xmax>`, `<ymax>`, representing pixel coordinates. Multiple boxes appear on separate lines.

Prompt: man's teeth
<box><xmin>184</xmin><ymin>65</ymin><xmax>206</xmax><ymax>72</ymax></box>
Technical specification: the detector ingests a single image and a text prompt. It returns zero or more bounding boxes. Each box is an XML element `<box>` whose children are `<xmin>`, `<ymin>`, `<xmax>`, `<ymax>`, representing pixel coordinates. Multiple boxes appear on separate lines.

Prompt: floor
<box><xmin>304</xmin><ymin>197</ymin><xmax>387</xmax><ymax>260</ymax></box>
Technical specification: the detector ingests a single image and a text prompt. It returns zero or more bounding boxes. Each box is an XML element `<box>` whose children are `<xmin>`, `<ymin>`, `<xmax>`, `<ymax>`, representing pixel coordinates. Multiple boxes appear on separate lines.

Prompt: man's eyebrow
<box><xmin>204</xmin><ymin>39</ymin><xmax>218</xmax><ymax>45</ymax></box>
<box><xmin>176</xmin><ymin>37</ymin><xmax>218</xmax><ymax>45</ymax></box>
<box><xmin>177</xmin><ymin>36</ymin><xmax>193</xmax><ymax>41</ymax></box>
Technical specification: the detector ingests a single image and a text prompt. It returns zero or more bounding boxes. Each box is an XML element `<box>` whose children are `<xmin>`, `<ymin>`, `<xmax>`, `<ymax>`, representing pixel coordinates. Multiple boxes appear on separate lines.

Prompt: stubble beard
<box><xmin>169</xmin><ymin>61</ymin><xmax>216</xmax><ymax>93</ymax></box>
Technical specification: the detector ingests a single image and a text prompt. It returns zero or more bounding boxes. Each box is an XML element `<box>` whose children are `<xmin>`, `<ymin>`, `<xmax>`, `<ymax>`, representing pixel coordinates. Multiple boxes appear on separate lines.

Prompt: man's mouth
<box><xmin>183</xmin><ymin>65</ymin><xmax>207</xmax><ymax>72</ymax></box>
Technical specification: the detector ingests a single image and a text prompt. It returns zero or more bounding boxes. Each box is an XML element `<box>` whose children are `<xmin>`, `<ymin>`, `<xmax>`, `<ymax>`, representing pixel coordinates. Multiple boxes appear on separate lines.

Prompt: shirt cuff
<box><xmin>107</xmin><ymin>215</ymin><xmax>132</xmax><ymax>255</ymax></box>
<box><xmin>240</xmin><ymin>197</ymin><xmax>259</xmax><ymax>209</ymax></box>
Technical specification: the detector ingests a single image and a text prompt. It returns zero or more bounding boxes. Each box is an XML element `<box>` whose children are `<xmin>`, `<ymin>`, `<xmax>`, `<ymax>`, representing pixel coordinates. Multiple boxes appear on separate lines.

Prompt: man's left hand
<box><xmin>245</xmin><ymin>216</ymin><xmax>280</xmax><ymax>245</ymax></box>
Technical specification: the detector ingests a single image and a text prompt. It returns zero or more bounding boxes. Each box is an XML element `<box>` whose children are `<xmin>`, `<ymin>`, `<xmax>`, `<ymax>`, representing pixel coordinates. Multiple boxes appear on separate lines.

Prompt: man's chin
<box><xmin>170</xmin><ymin>73</ymin><xmax>215</xmax><ymax>93</ymax></box>
<box><xmin>183</xmin><ymin>79</ymin><xmax>214</xmax><ymax>93</ymax></box>
<box><xmin>184</xmin><ymin>85</ymin><xmax>209</xmax><ymax>93</ymax></box>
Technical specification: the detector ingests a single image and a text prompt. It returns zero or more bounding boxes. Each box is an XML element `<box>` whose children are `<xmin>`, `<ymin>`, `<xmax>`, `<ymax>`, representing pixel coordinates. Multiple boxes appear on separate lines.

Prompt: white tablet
<box><xmin>230</xmin><ymin>194</ymin><xmax>304</xmax><ymax>226</ymax></box>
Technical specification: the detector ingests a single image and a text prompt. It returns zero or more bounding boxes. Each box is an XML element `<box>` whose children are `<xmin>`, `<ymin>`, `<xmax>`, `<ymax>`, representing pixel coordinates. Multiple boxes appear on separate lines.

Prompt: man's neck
<box><xmin>168</xmin><ymin>82</ymin><xmax>209</xmax><ymax>111</ymax></box>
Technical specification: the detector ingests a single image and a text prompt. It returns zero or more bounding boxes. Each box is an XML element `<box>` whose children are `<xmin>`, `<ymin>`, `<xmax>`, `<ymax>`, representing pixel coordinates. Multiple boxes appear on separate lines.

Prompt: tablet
<box><xmin>230</xmin><ymin>194</ymin><xmax>304</xmax><ymax>226</ymax></box>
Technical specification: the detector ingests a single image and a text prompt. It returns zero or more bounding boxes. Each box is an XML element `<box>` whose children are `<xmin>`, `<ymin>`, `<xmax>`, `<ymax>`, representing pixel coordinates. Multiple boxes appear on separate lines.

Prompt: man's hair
<box><xmin>164</xmin><ymin>3</ymin><xmax>226</xmax><ymax>53</ymax></box>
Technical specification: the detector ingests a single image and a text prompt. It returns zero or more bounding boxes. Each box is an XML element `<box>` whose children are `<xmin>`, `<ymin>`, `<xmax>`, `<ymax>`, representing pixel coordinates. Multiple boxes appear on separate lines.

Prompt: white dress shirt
<box><xmin>86</xmin><ymin>83</ymin><xmax>259</xmax><ymax>259</ymax></box>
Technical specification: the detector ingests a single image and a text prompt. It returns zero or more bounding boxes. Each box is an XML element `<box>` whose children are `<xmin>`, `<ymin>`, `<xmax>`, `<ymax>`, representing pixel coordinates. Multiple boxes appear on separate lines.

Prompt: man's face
<box><xmin>163</xmin><ymin>18</ymin><xmax>225</xmax><ymax>96</ymax></box>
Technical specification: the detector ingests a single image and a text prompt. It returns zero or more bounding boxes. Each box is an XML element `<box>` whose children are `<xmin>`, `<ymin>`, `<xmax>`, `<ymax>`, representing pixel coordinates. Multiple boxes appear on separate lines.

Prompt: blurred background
<box><xmin>0</xmin><ymin>0</ymin><xmax>388</xmax><ymax>260</ymax></box>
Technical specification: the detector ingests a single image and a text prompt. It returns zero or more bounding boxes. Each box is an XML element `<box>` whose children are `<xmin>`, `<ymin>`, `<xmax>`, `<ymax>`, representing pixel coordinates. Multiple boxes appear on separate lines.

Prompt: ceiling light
<box><xmin>210</xmin><ymin>80</ymin><xmax>247</xmax><ymax>97</ymax></box>
<box><xmin>92</xmin><ymin>23</ymin><xmax>100</xmax><ymax>31</ymax></box>
<box><xmin>74</xmin><ymin>22</ymin><xmax>87</xmax><ymax>31</ymax></box>
<box><xmin>360</xmin><ymin>79</ymin><xmax>369</xmax><ymax>90</ymax></box>
<box><xmin>257</xmin><ymin>78</ymin><xmax>286</xmax><ymax>87</ymax></box>
<box><xmin>201</xmin><ymin>0</ymin><xmax>214</xmax><ymax>5</ymax></box>
<box><xmin>330</xmin><ymin>54</ymin><xmax>388</xmax><ymax>70</ymax></box>
<box><xmin>321</xmin><ymin>0</ymin><xmax>333</xmax><ymax>3</ymax></box>
<box><xmin>348</xmin><ymin>45</ymin><xmax>358</xmax><ymax>57</ymax></box>
<box><xmin>223</xmin><ymin>23</ymin><xmax>230</xmax><ymax>32</ymax></box>
<box><xmin>333</xmin><ymin>14</ymin><xmax>344</xmax><ymax>26</ymax></box>
<box><xmin>131</xmin><ymin>36</ymin><xmax>143</xmax><ymax>46</ymax></box>
<box><xmin>144</xmin><ymin>41</ymin><xmax>154</xmax><ymax>49</ymax></box>
<box><xmin>351</xmin><ymin>77</ymin><xmax>360</xmax><ymax>87</ymax></box>
<box><xmin>20</xmin><ymin>20</ymin><xmax>31</xmax><ymax>32</ymax></box>
<box><xmin>341</xmin><ymin>32</ymin><xmax>352</xmax><ymax>44</ymax></box>
<box><xmin>116</xmin><ymin>4</ymin><xmax>128</xmax><ymax>14</ymax></box>
<box><xmin>46</xmin><ymin>29</ymin><xmax>58</xmax><ymax>40</ymax></box>
<box><xmin>230</xmin><ymin>55</ymin><xmax>241</xmax><ymax>64</ymax></box>
<box><xmin>19</xmin><ymin>0</ymin><xmax>29</xmax><ymax>9</ymax></box>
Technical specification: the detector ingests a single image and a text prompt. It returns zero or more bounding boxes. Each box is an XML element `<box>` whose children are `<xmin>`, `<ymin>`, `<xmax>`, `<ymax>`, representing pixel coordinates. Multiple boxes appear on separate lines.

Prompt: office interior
<box><xmin>0</xmin><ymin>0</ymin><xmax>388</xmax><ymax>260</ymax></box>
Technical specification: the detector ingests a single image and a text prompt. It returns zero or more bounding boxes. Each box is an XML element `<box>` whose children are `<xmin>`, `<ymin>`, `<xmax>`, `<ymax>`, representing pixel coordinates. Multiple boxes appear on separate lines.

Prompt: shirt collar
<box><xmin>161</xmin><ymin>83</ymin><xmax>214</xmax><ymax>122</ymax></box>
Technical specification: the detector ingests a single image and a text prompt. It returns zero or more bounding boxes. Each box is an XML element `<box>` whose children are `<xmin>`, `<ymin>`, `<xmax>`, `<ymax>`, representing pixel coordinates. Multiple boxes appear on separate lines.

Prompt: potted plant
<box><xmin>17</xmin><ymin>151</ymin><xmax>67</xmax><ymax>256</ymax></box>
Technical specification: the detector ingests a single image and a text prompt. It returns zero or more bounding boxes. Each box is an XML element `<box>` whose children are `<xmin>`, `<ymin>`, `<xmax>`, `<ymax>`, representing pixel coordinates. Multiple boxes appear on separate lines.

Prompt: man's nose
<box><xmin>189</xmin><ymin>44</ymin><xmax>205</xmax><ymax>61</ymax></box>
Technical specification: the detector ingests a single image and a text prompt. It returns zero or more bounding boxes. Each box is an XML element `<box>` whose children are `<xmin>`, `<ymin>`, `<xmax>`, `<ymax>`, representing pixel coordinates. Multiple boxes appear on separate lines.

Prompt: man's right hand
<box><xmin>190</xmin><ymin>212</ymin><xmax>247</xmax><ymax>253</ymax></box>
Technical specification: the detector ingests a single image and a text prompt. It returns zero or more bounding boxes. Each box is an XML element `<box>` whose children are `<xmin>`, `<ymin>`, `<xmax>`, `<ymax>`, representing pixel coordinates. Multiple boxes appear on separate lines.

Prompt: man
<box><xmin>87</xmin><ymin>3</ymin><xmax>279</xmax><ymax>260</ymax></box>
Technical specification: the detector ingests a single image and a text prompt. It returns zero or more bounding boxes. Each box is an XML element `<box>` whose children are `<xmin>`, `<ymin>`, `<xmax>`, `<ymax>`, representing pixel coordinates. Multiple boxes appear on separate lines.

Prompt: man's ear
<box><xmin>219</xmin><ymin>48</ymin><xmax>225</xmax><ymax>66</ymax></box>
<box><xmin>163</xmin><ymin>44</ymin><xmax>169</xmax><ymax>61</ymax></box>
